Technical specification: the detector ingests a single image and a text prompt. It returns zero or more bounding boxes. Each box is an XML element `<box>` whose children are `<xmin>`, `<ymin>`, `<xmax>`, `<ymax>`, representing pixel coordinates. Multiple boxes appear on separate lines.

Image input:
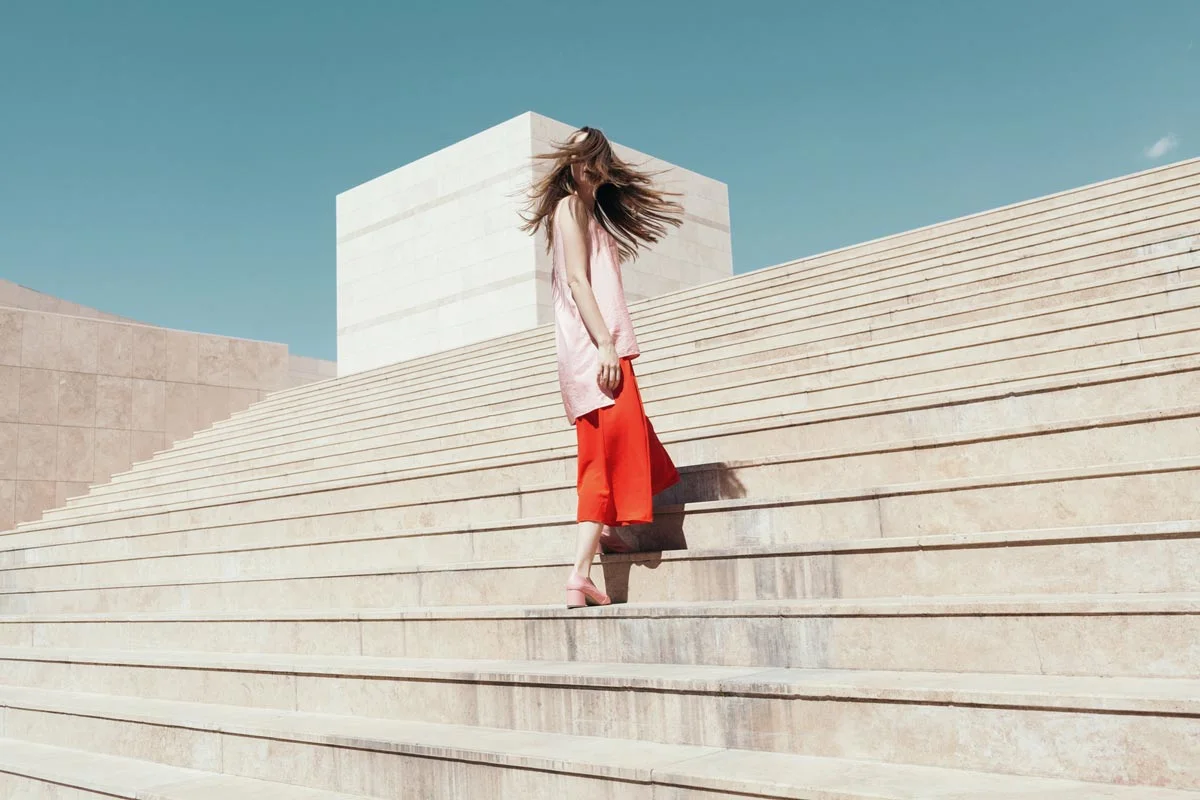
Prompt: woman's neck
<box><xmin>573</xmin><ymin>186</ymin><xmax>596</xmax><ymax>211</ymax></box>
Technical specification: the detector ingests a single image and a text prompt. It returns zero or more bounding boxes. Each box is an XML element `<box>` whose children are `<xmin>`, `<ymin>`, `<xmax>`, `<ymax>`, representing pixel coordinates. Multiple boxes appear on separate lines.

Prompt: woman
<box><xmin>523</xmin><ymin>127</ymin><xmax>683</xmax><ymax>608</ymax></box>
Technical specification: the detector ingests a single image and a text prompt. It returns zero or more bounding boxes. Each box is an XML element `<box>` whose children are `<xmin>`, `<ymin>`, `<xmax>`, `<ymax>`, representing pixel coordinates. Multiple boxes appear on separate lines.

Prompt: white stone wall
<box><xmin>336</xmin><ymin>115</ymin><xmax>539</xmax><ymax>377</ymax></box>
<box><xmin>336</xmin><ymin>112</ymin><xmax>731</xmax><ymax>377</ymax></box>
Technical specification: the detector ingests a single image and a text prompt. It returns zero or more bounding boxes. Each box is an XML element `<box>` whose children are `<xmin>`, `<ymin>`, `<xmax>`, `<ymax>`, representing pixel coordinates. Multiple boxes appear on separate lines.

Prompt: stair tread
<box><xmin>21</xmin><ymin>348</ymin><xmax>1200</xmax><ymax>533</ymax></box>
<box><xmin>0</xmin><ymin>687</ymin><xmax>1193</xmax><ymax>799</ymax></box>
<box><xmin>66</xmin><ymin>400</ymin><xmax>1200</xmax><ymax>511</ymax></box>
<box><xmin>4</xmin><ymin>590</ymin><xmax>1195</xmax><ymax>622</ymax></box>
<box><xmin>41</xmin><ymin>347</ymin><xmax>1200</xmax><ymax>526</ymax></box>
<box><xmin>14</xmin><ymin>455</ymin><xmax>1200</xmax><ymax>568</ymax></box>
<box><xmin>2</xmin><ymin>647</ymin><xmax>1197</xmax><ymax>713</ymax></box>
<box><xmin>2</xmin><ymin>519</ymin><xmax>1196</xmax><ymax>596</ymax></box>
<box><xmin>159</xmin><ymin>264</ymin><xmax>1200</xmax><ymax>434</ymax></box>
<box><xmin>84</xmin><ymin>274</ymin><xmax>1200</xmax><ymax>475</ymax></box>
<box><xmin>0</xmin><ymin>738</ymin><xmax>369</xmax><ymax>799</ymax></box>
<box><xmin>96</xmin><ymin>300</ymin><xmax>1200</xmax><ymax>477</ymax></box>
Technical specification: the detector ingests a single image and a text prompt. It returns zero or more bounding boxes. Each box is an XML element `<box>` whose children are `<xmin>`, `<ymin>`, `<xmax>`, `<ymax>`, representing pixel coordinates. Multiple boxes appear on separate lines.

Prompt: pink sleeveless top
<box><xmin>552</xmin><ymin>211</ymin><xmax>640</xmax><ymax>424</ymax></box>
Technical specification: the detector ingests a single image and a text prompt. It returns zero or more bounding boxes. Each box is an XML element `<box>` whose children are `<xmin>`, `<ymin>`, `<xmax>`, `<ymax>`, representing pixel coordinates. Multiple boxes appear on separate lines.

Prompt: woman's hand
<box><xmin>597</xmin><ymin>341</ymin><xmax>621</xmax><ymax>393</ymax></box>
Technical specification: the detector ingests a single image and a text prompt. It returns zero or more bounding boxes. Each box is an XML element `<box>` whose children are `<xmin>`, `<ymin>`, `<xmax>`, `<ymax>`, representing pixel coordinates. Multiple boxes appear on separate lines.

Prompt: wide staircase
<box><xmin>0</xmin><ymin>158</ymin><xmax>1198</xmax><ymax>798</ymax></box>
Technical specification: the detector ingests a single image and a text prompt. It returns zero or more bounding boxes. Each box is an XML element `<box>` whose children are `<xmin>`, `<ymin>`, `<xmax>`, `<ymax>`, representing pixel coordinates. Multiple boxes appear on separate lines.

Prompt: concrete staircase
<box><xmin>0</xmin><ymin>158</ymin><xmax>1198</xmax><ymax>798</ymax></box>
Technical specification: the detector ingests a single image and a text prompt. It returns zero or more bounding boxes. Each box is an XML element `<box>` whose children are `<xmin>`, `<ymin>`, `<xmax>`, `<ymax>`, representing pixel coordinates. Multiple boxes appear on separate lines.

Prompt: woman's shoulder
<box><xmin>554</xmin><ymin>194</ymin><xmax>589</xmax><ymax>227</ymax></box>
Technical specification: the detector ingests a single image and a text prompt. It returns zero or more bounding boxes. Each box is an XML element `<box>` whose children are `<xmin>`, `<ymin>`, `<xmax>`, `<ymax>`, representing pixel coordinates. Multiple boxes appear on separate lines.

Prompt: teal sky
<box><xmin>0</xmin><ymin>0</ymin><xmax>1196</xmax><ymax>360</ymax></box>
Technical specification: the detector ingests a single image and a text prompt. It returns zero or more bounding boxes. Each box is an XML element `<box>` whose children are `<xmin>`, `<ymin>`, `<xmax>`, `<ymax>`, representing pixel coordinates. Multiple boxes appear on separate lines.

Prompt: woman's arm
<box><xmin>558</xmin><ymin>195</ymin><xmax>621</xmax><ymax>392</ymax></box>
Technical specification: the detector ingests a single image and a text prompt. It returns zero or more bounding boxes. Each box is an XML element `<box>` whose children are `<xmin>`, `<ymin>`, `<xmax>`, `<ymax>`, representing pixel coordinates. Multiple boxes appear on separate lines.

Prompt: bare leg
<box><xmin>572</xmin><ymin>520</ymin><xmax>604</xmax><ymax>580</ymax></box>
<box><xmin>593</xmin><ymin>525</ymin><xmax>612</xmax><ymax>559</ymax></box>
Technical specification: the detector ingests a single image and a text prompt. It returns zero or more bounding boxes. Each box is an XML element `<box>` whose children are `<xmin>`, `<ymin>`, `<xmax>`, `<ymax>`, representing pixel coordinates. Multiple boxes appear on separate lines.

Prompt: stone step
<box><xmin>9</xmin><ymin>409</ymin><xmax>1198</xmax><ymax>578</ymax></box>
<box><xmin>78</xmin><ymin>247</ymin><xmax>1200</xmax><ymax>503</ymax></box>
<box><xmin>42</xmin><ymin>308</ymin><xmax>1200</xmax><ymax>526</ymax></box>
<box><xmin>0</xmin><ymin>663</ymin><xmax>1195</xmax><ymax>788</ymax></box>
<box><xmin>130</xmin><ymin>231</ymin><xmax>1200</xmax><ymax>482</ymax></box>
<box><xmin>8</xmin><ymin>354</ymin><xmax>1193</xmax><ymax>552</ymax></box>
<box><xmin>113</xmin><ymin>185</ymin><xmax>1200</xmax><ymax>471</ymax></box>
<box><xmin>166</xmin><ymin>237</ymin><xmax>1180</xmax><ymax>484</ymax></box>
<box><xmin>9</xmin><ymin>351</ymin><xmax>1196</xmax><ymax>548</ymax></box>
<box><xmin>79</xmin><ymin>231</ymin><xmax>1195</xmax><ymax>506</ymax></box>
<box><xmin>134</xmin><ymin>210</ymin><xmax>1200</xmax><ymax>466</ymax></box>
<box><xmin>1</xmin><ymin>593</ymin><xmax>1192</xmax><ymax>678</ymax></box>
<box><xmin>0</xmin><ymin>510</ymin><xmax>1195</xmax><ymax>614</ymax></box>
<box><xmin>289</xmin><ymin>318</ymin><xmax>1200</xmax><ymax>472</ymax></box>
<box><xmin>0</xmin><ymin>739</ymin><xmax>369</xmax><ymax>799</ymax></box>
<box><xmin>227</xmin><ymin>166</ymin><xmax>1200</xmax><ymax>425</ymax></box>
<box><xmin>37</xmin><ymin>323</ymin><xmax>1200</xmax><ymax>537</ymax></box>
<box><xmin>1</xmin><ymin>689</ymin><xmax>1191</xmax><ymax>800</ymax></box>
<box><xmin>639</xmin><ymin>178</ymin><xmax>1200</xmax><ymax>338</ymax></box>
<box><xmin>79</xmin><ymin>298</ymin><xmax>1200</xmax><ymax>520</ymax></box>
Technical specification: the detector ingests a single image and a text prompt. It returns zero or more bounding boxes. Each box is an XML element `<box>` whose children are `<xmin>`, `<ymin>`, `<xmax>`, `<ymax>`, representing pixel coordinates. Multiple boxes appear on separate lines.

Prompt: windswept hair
<box><xmin>521</xmin><ymin>126</ymin><xmax>684</xmax><ymax>262</ymax></box>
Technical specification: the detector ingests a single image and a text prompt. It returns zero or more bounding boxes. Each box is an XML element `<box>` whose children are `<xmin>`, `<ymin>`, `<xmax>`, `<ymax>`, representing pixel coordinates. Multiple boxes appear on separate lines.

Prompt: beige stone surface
<box><xmin>17</xmin><ymin>424</ymin><xmax>58</xmax><ymax>481</ymax></box>
<box><xmin>131</xmin><ymin>327</ymin><xmax>167</xmax><ymax>381</ymax></box>
<box><xmin>15</xmin><ymin>480</ymin><xmax>55</xmax><ymax>525</ymax></box>
<box><xmin>58</xmin><ymin>318</ymin><xmax>98</xmax><ymax>373</ymax></box>
<box><xmin>0</xmin><ymin>308</ymin><xmax>21</xmax><ymax>365</ymax></box>
<box><xmin>228</xmin><ymin>339</ymin><xmax>258</xmax><ymax>389</ymax></box>
<box><xmin>0</xmin><ymin>299</ymin><xmax>332</xmax><ymax>528</ymax></box>
<box><xmin>0</xmin><ymin>365</ymin><xmax>18</xmax><ymax>423</ymax></box>
<box><xmin>57</xmin><ymin>373</ymin><xmax>96</xmax><ymax>428</ymax></box>
<box><xmin>20</xmin><ymin>312</ymin><xmax>62</xmax><ymax>371</ymax></box>
<box><xmin>55</xmin><ymin>427</ymin><xmax>94</xmax><ymax>483</ymax></box>
<box><xmin>0</xmin><ymin>422</ymin><xmax>16</xmax><ymax>480</ymax></box>
<box><xmin>93</xmin><ymin>428</ymin><xmax>131</xmax><ymax>484</ymax></box>
<box><xmin>95</xmin><ymin>323</ymin><xmax>133</xmax><ymax>378</ymax></box>
<box><xmin>131</xmin><ymin>430</ymin><xmax>166</xmax><ymax>464</ymax></box>
<box><xmin>0</xmin><ymin>682</ymin><xmax>1196</xmax><ymax>799</ymax></box>
<box><xmin>195</xmin><ymin>385</ymin><xmax>229</xmax><ymax>432</ymax></box>
<box><xmin>94</xmin><ymin>375</ymin><xmax>132</xmax><ymax>430</ymax></box>
<box><xmin>18</xmin><ymin>368</ymin><xmax>58</xmax><ymax>425</ymax></box>
<box><xmin>258</xmin><ymin>343</ymin><xmax>289</xmax><ymax>390</ymax></box>
<box><xmin>196</xmin><ymin>335</ymin><xmax>230</xmax><ymax>386</ymax></box>
<box><xmin>163</xmin><ymin>330</ymin><xmax>198</xmax><ymax>384</ymax></box>
<box><xmin>54</xmin><ymin>481</ymin><xmax>91</xmax><ymax>508</ymax></box>
<box><xmin>131</xmin><ymin>379</ymin><xmax>166</xmax><ymax>432</ymax></box>
<box><xmin>0</xmin><ymin>479</ymin><xmax>13</xmax><ymax>530</ymax></box>
<box><xmin>227</xmin><ymin>387</ymin><xmax>258</xmax><ymax>421</ymax></box>
<box><xmin>163</xmin><ymin>382</ymin><xmax>198</xmax><ymax>443</ymax></box>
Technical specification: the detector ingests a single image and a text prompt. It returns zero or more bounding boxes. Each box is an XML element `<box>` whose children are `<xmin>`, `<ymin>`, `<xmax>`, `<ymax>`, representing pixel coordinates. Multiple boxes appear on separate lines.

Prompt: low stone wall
<box><xmin>0</xmin><ymin>303</ymin><xmax>333</xmax><ymax>529</ymax></box>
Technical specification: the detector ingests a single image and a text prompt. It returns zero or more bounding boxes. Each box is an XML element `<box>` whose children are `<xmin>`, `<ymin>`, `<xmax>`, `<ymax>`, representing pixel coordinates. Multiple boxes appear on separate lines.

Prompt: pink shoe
<box><xmin>565</xmin><ymin>574</ymin><xmax>611</xmax><ymax>608</ymax></box>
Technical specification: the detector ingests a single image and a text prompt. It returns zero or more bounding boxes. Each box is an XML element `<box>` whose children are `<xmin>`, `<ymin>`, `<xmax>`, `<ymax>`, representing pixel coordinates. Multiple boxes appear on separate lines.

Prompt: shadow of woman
<box><xmin>599</xmin><ymin>462</ymin><xmax>745</xmax><ymax>603</ymax></box>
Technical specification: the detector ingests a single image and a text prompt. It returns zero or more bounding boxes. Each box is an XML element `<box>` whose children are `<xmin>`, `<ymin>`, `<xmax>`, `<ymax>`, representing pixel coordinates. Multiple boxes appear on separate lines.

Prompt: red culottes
<box><xmin>574</xmin><ymin>358</ymin><xmax>679</xmax><ymax>526</ymax></box>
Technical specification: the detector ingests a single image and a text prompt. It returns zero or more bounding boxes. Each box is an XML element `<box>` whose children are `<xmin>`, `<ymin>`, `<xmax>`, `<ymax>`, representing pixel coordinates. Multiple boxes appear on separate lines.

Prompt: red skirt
<box><xmin>575</xmin><ymin>358</ymin><xmax>679</xmax><ymax>526</ymax></box>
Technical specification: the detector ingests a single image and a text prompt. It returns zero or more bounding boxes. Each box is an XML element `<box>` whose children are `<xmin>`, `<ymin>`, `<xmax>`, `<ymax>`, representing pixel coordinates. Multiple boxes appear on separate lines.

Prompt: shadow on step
<box><xmin>599</xmin><ymin>462</ymin><xmax>744</xmax><ymax>603</ymax></box>
<box><xmin>659</xmin><ymin>460</ymin><xmax>748</xmax><ymax>509</ymax></box>
<box><xmin>599</xmin><ymin>550</ymin><xmax>664</xmax><ymax>604</ymax></box>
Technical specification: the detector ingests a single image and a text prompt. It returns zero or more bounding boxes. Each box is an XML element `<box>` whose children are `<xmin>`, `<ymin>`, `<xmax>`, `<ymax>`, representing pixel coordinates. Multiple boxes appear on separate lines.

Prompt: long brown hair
<box><xmin>521</xmin><ymin>126</ymin><xmax>684</xmax><ymax>262</ymax></box>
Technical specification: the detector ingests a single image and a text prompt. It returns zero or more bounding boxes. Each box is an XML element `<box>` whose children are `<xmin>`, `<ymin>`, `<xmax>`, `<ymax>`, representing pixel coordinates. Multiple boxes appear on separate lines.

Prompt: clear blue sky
<box><xmin>1</xmin><ymin>0</ymin><xmax>1196</xmax><ymax>360</ymax></box>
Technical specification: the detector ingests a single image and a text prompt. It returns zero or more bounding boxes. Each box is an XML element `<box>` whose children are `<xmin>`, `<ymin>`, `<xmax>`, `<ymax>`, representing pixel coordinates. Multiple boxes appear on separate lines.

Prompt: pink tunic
<box><xmin>552</xmin><ymin>212</ymin><xmax>640</xmax><ymax>424</ymax></box>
